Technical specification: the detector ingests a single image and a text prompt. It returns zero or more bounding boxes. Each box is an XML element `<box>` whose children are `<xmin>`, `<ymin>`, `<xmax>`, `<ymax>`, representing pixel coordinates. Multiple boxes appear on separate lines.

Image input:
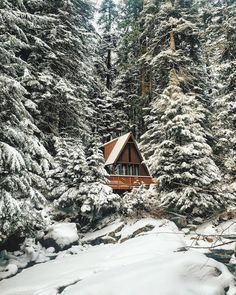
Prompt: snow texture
<box><xmin>44</xmin><ymin>223</ymin><xmax>79</xmax><ymax>248</ymax></box>
<box><xmin>0</xmin><ymin>218</ymin><xmax>235</xmax><ymax>295</ymax></box>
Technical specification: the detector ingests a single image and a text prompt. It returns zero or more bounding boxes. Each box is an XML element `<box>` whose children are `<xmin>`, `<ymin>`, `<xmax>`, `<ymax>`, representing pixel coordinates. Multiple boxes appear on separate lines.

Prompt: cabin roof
<box><xmin>104</xmin><ymin>132</ymin><xmax>144</xmax><ymax>166</ymax></box>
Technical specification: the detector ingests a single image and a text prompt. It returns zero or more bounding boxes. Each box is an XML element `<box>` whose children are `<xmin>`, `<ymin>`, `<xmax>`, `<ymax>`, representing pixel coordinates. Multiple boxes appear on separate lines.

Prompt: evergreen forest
<box><xmin>0</xmin><ymin>0</ymin><xmax>235</xmax><ymax>259</ymax></box>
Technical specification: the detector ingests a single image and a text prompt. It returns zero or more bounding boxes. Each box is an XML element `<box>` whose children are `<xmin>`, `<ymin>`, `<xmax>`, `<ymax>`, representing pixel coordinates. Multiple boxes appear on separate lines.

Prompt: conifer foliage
<box><xmin>50</xmin><ymin>136</ymin><xmax>120</xmax><ymax>230</ymax></box>
<box><xmin>145</xmin><ymin>71</ymin><xmax>226</xmax><ymax>215</ymax></box>
<box><xmin>0</xmin><ymin>0</ymin><xmax>53</xmax><ymax>243</ymax></box>
<box><xmin>203</xmin><ymin>1</ymin><xmax>236</xmax><ymax>184</ymax></box>
<box><xmin>140</xmin><ymin>0</ymin><xmax>235</xmax><ymax>215</ymax></box>
<box><xmin>0</xmin><ymin>0</ymin><xmax>118</xmax><ymax>244</ymax></box>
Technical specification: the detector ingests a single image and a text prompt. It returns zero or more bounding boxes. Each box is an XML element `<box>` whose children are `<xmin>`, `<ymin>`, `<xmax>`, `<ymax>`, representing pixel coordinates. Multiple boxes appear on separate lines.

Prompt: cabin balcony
<box><xmin>107</xmin><ymin>175</ymin><xmax>156</xmax><ymax>191</ymax></box>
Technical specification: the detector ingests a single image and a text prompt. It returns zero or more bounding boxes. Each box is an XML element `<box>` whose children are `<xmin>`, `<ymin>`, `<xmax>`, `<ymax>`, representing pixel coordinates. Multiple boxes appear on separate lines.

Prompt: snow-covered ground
<box><xmin>0</xmin><ymin>218</ymin><xmax>235</xmax><ymax>295</ymax></box>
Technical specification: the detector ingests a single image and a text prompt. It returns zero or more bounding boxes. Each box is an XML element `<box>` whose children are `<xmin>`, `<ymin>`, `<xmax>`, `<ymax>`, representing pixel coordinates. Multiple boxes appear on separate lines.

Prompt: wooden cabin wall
<box><xmin>118</xmin><ymin>145</ymin><xmax>129</xmax><ymax>162</ymax></box>
<box><xmin>140</xmin><ymin>164</ymin><xmax>149</xmax><ymax>176</ymax></box>
<box><xmin>117</xmin><ymin>143</ymin><xmax>142</xmax><ymax>164</ymax></box>
<box><xmin>131</xmin><ymin>144</ymin><xmax>141</xmax><ymax>163</ymax></box>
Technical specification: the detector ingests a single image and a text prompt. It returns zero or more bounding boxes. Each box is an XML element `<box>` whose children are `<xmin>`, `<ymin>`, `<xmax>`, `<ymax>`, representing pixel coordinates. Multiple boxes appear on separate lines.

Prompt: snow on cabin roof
<box><xmin>105</xmin><ymin>133</ymin><xmax>131</xmax><ymax>166</ymax></box>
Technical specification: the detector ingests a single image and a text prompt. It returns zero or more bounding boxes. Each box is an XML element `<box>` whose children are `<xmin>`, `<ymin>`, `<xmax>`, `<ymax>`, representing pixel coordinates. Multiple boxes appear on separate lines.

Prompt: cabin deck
<box><xmin>107</xmin><ymin>175</ymin><xmax>156</xmax><ymax>191</ymax></box>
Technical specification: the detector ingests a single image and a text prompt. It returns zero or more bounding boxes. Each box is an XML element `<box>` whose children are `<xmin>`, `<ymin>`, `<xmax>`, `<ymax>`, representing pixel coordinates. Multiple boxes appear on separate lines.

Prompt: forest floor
<box><xmin>0</xmin><ymin>218</ymin><xmax>236</xmax><ymax>295</ymax></box>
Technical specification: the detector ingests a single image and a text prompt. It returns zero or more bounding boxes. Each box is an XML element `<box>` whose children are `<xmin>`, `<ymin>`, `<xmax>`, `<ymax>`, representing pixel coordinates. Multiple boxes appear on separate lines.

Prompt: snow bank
<box><xmin>43</xmin><ymin>223</ymin><xmax>79</xmax><ymax>250</ymax></box>
<box><xmin>0</xmin><ymin>218</ymin><xmax>235</xmax><ymax>295</ymax></box>
<box><xmin>63</xmin><ymin>251</ymin><xmax>234</xmax><ymax>295</ymax></box>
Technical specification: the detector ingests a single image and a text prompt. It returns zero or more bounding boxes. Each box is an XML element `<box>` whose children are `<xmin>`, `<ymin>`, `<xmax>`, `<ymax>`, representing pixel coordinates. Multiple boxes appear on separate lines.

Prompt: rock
<box><xmin>120</xmin><ymin>225</ymin><xmax>155</xmax><ymax>243</ymax></box>
<box><xmin>41</xmin><ymin>223</ymin><xmax>79</xmax><ymax>252</ymax></box>
<box><xmin>132</xmin><ymin>225</ymin><xmax>155</xmax><ymax>236</ymax></box>
<box><xmin>182</xmin><ymin>228</ymin><xmax>190</xmax><ymax>234</ymax></box>
<box><xmin>101</xmin><ymin>236</ymin><xmax>117</xmax><ymax>244</ymax></box>
<box><xmin>193</xmin><ymin>217</ymin><xmax>204</xmax><ymax>225</ymax></box>
<box><xmin>0</xmin><ymin>264</ymin><xmax>18</xmax><ymax>280</ymax></box>
<box><xmin>206</xmin><ymin>249</ymin><xmax>235</xmax><ymax>264</ymax></box>
<box><xmin>174</xmin><ymin>217</ymin><xmax>188</xmax><ymax>229</ymax></box>
<box><xmin>46</xmin><ymin>247</ymin><xmax>55</xmax><ymax>254</ymax></box>
<box><xmin>186</xmin><ymin>224</ymin><xmax>197</xmax><ymax>231</ymax></box>
<box><xmin>81</xmin><ymin>222</ymin><xmax>124</xmax><ymax>246</ymax></box>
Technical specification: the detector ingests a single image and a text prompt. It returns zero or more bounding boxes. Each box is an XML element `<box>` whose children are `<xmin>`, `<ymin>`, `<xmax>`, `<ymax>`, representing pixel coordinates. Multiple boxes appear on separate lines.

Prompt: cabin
<box><xmin>103</xmin><ymin>132</ymin><xmax>155</xmax><ymax>192</ymax></box>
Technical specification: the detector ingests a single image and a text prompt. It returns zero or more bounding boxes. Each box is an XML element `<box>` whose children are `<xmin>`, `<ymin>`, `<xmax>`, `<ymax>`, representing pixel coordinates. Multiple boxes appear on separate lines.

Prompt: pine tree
<box><xmin>98</xmin><ymin>0</ymin><xmax>118</xmax><ymax>90</ymax></box>
<box><xmin>0</xmin><ymin>49</ymin><xmax>51</xmax><ymax>244</ymax></box>
<box><xmin>111</xmin><ymin>0</ymin><xmax>166</xmax><ymax>138</ymax></box>
<box><xmin>0</xmin><ymin>0</ymin><xmax>117</xmax><ymax>242</ymax></box>
<box><xmin>50</xmin><ymin>136</ymin><xmax>120</xmax><ymax>230</ymax></box>
<box><xmin>202</xmin><ymin>0</ymin><xmax>236</xmax><ymax>186</ymax></box>
<box><xmin>140</xmin><ymin>0</ymin><xmax>233</xmax><ymax>216</ymax></box>
<box><xmin>0</xmin><ymin>0</ymin><xmax>57</xmax><ymax>244</ymax></box>
<box><xmin>146</xmin><ymin>71</ymin><xmax>227</xmax><ymax>215</ymax></box>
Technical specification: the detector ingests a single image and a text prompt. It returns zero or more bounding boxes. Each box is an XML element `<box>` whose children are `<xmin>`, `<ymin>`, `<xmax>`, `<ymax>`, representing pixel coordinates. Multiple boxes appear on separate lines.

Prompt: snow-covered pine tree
<box><xmin>140</xmin><ymin>0</ymin><xmax>232</xmax><ymax>216</ymax></box>
<box><xmin>146</xmin><ymin>70</ymin><xmax>227</xmax><ymax>215</ymax></box>
<box><xmin>0</xmin><ymin>0</ymin><xmax>53</xmax><ymax>243</ymax></box>
<box><xmin>48</xmin><ymin>136</ymin><xmax>88</xmax><ymax>220</ymax></box>
<box><xmin>111</xmin><ymin>0</ymin><xmax>149</xmax><ymax>138</ymax></box>
<box><xmin>1</xmin><ymin>0</ymin><xmax>119</xmax><ymax>241</ymax></box>
<box><xmin>0</xmin><ymin>0</ymin><xmax>56</xmax><ymax>244</ymax></box>
<box><xmin>17</xmin><ymin>0</ymin><xmax>96</xmax><ymax>141</ymax></box>
<box><xmin>98</xmin><ymin>0</ymin><xmax>118</xmax><ymax>90</ymax></box>
<box><xmin>82</xmin><ymin>137</ymin><xmax>120</xmax><ymax>228</ymax></box>
<box><xmin>141</xmin><ymin>0</ymin><xmax>203</xmax><ymax>159</ymax></box>
<box><xmin>202</xmin><ymin>0</ymin><xmax>236</xmax><ymax>188</ymax></box>
<box><xmin>96</xmin><ymin>0</ymin><xmax>127</xmax><ymax>139</ymax></box>
<box><xmin>50</xmin><ymin>136</ymin><xmax>120</xmax><ymax>230</ymax></box>
<box><xmin>90</xmin><ymin>49</ymin><xmax>115</xmax><ymax>142</ymax></box>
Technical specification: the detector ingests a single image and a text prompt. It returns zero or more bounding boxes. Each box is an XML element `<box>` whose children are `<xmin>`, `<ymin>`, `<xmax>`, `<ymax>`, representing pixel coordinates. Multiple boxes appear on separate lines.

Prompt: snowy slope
<box><xmin>0</xmin><ymin>219</ymin><xmax>235</xmax><ymax>295</ymax></box>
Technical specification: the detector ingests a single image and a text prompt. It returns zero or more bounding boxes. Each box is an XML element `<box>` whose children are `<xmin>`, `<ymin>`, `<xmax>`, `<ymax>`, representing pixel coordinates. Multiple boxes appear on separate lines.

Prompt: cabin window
<box><xmin>114</xmin><ymin>164</ymin><xmax>140</xmax><ymax>176</ymax></box>
<box><xmin>118</xmin><ymin>164</ymin><xmax>123</xmax><ymax>175</ymax></box>
<box><xmin>132</xmin><ymin>165</ymin><xmax>140</xmax><ymax>176</ymax></box>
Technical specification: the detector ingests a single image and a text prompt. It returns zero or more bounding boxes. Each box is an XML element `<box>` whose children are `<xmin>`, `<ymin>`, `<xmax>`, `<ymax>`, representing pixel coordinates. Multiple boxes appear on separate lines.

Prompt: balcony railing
<box><xmin>107</xmin><ymin>175</ymin><xmax>156</xmax><ymax>191</ymax></box>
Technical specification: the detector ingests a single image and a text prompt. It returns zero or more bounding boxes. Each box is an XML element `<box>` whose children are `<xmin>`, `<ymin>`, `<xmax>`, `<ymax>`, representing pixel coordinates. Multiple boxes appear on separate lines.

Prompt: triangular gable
<box><xmin>104</xmin><ymin>132</ymin><xmax>151</xmax><ymax>176</ymax></box>
<box><xmin>104</xmin><ymin>132</ymin><xmax>144</xmax><ymax>164</ymax></box>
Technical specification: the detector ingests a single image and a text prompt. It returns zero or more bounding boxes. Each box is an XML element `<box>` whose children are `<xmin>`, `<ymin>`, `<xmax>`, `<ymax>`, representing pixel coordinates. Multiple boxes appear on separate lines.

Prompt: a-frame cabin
<box><xmin>103</xmin><ymin>132</ymin><xmax>155</xmax><ymax>192</ymax></box>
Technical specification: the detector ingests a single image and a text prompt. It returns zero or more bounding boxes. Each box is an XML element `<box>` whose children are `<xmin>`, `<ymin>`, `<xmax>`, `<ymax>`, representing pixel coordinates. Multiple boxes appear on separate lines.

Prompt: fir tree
<box><xmin>0</xmin><ymin>62</ymin><xmax>51</xmax><ymax>243</ymax></box>
<box><xmin>140</xmin><ymin>0</ymin><xmax>234</xmax><ymax>215</ymax></box>
<box><xmin>0</xmin><ymin>0</ymin><xmax>116</xmax><ymax>243</ymax></box>
<box><xmin>145</xmin><ymin>71</ymin><xmax>227</xmax><ymax>215</ymax></box>
<box><xmin>50</xmin><ymin>136</ymin><xmax>120</xmax><ymax>230</ymax></box>
<box><xmin>112</xmin><ymin>0</ymin><xmax>147</xmax><ymax>138</ymax></box>
<box><xmin>98</xmin><ymin>0</ymin><xmax>118</xmax><ymax>90</ymax></box>
<box><xmin>202</xmin><ymin>0</ymin><xmax>236</xmax><ymax>186</ymax></box>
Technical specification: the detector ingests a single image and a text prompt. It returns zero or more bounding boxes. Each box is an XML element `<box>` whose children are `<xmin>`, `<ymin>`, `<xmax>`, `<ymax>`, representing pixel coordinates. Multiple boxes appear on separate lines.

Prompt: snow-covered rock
<box><xmin>81</xmin><ymin>221</ymin><xmax>125</xmax><ymax>245</ymax></box>
<box><xmin>0</xmin><ymin>264</ymin><xmax>18</xmax><ymax>280</ymax></box>
<box><xmin>82</xmin><ymin>218</ymin><xmax>181</xmax><ymax>245</ymax></box>
<box><xmin>42</xmin><ymin>223</ymin><xmax>79</xmax><ymax>251</ymax></box>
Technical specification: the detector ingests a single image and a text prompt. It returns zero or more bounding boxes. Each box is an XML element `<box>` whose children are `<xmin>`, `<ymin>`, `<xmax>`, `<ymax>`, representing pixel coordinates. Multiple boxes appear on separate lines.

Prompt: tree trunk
<box><xmin>106</xmin><ymin>4</ymin><xmax>112</xmax><ymax>90</ymax></box>
<box><xmin>170</xmin><ymin>31</ymin><xmax>176</xmax><ymax>51</ymax></box>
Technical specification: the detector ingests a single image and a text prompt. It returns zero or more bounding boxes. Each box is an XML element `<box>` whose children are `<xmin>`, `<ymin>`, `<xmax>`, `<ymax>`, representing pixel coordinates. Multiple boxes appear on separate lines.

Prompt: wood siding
<box><xmin>107</xmin><ymin>175</ymin><xmax>156</xmax><ymax>191</ymax></box>
<box><xmin>117</xmin><ymin>143</ymin><xmax>142</xmax><ymax>164</ymax></box>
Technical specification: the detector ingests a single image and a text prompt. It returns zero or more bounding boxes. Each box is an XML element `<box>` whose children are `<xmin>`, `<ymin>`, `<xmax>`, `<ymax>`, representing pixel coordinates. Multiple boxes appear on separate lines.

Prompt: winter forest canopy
<box><xmin>0</xmin><ymin>0</ymin><xmax>235</xmax><ymax>249</ymax></box>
